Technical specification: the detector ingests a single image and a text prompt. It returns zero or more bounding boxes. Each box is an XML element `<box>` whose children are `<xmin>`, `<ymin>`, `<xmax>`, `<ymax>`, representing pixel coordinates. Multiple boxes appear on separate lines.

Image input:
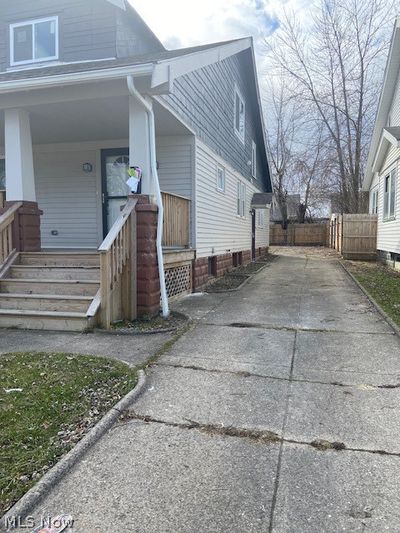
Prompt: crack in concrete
<box><xmin>118</xmin><ymin>411</ymin><xmax>400</xmax><ymax>459</ymax></box>
<box><xmin>202</xmin><ymin>322</ymin><xmax>395</xmax><ymax>336</ymax></box>
<box><xmin>156</xmin><ymin>362</ymin><xmax>400</xmax><ymax>391</ymax></box>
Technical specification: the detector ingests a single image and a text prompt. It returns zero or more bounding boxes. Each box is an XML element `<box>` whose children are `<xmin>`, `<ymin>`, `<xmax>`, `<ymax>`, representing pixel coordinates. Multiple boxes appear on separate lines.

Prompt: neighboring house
<box><xmin>0</xmin><ymin>0</ymin><xmax>272</xmax><ymax>331</ymax></box>
<box><xmin>363</xmin><ymin>17</ymin><xmax>400</xmax><ymax>267</ymax></box>
<box><xmin>271</xmin><ymin>194</ymin><xmax>301</xmax><ymax>223</ymax></box>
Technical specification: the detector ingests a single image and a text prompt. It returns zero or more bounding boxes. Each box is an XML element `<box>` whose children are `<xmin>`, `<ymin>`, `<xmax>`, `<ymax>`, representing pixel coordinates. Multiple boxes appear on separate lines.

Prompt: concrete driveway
<box><xmin>14</xmin><ymin>248</ymin><xmax>400</xmax><ymax>532</ymax></box>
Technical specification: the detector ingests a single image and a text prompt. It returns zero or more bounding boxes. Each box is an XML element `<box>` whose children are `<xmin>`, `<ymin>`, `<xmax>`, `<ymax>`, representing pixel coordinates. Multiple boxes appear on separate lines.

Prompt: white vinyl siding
<box><xmin>34</xmin><ymin>149</ymin><xmax>100</xmax><ymax>249</ymax></box>
<box><xmin>156</xmin><ymin>136</ymin><xmax>194</xmax><ymax>199</ymax></box>
<box><xmin>375</xmin><ymin>156</ymin><xmax>400</xmax><ymax>254</ymax></box>
<box><xmin>195</xmin><ymin>140</ymin><xmax>269</xmax><ymax>257</ymax></box>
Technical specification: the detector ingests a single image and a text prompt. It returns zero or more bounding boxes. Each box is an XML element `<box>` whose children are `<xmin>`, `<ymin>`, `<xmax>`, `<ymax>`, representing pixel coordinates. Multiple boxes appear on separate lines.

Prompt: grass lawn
<box><xmin>345</xmin><ymin>261</ymin><xmax>400</xmax><ymax>327</ymax></box>
<box><xmin>0</xmin><ymin>352</ymin><xmax>138</xmax><ymax>515</ymax></box>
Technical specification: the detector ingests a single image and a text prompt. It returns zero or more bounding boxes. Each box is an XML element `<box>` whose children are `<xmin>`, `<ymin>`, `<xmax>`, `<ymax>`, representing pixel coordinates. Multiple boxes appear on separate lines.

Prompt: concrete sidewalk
<box><xmin>10</xmin><ymin>250</ymin><xmax>400</xmax><ymax>532</ymax></box>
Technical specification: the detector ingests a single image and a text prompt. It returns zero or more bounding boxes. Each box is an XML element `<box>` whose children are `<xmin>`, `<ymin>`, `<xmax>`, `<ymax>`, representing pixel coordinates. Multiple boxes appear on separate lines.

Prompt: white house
<box><xmin>363</xmin><ymin>17</ymin><xmax>400</xmax><ymax>266</ymax></box>
<box><xmin>0</xmin><ymin>0</ymin><xmax>272</xmax><ymax>331</ymax></box>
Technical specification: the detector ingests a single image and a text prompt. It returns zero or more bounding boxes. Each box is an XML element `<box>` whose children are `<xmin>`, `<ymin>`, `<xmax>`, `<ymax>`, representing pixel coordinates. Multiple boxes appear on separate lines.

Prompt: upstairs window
<box><xmin>237</xmin><ymin>181</ymin><xmax>246</xmax><ymax>218</ymax></box>
<box><xmin>234</xmin><ymin>86</ymin><xmax>245</xmax><ymax>143</ymax></box>
<box><xmin>251</xmin><ymin>141</ymin><xmax>257</xmax><ymax>178</ymax></box>
<box><xmin>216</xmin><ymin>165</ymin><xmax>225</xmax><ymax>192</ymax></box>
<box><xmin>10</xmin><ymin>17</ymin><xmax>58</xmax><ymax>66</ymax></box>
<box><xmin>383</xmin><ymin>169</ymin><xmax>396</xmax><ymax>220</ymax></box>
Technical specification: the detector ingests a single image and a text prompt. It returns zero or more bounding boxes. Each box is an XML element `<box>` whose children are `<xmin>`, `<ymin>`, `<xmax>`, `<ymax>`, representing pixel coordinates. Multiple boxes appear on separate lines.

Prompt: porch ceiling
<box><xmin>0</xmin><ymin>97</ymin><xmax>191</xmax><ymax>146</ymax></box>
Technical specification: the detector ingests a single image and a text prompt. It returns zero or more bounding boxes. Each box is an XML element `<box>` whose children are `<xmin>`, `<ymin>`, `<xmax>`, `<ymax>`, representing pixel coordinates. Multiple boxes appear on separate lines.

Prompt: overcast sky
<box><xmin>129</xmin><ymin>0</ymin><xmax>313</xmax><ymax>58</ymax></box>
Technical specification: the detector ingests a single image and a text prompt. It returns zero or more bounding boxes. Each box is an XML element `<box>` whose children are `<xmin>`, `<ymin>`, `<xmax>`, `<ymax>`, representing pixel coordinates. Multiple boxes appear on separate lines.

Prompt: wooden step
<box><xmin>18</xmin><ymin>252</ymin><xmax>100</xmax><ymax>267</ymax></box>
<box><xmin>9</xmin><ymin>266</ymin><xmax>100</xmax><ymax>281</ymax></box>
<box><xmin>0</xmin><ymin>309</ymin><xmax>92</xmax><ymax>332</ymax></box>
<box><xmin>0</xmin><ymin>294</ymin><xmax>92</xmax><ymax>313</ymax></box>
<box><xmin>0</xmin><ymin>279</ymin><xmax>99</xmax><ymax>297</ymax></box>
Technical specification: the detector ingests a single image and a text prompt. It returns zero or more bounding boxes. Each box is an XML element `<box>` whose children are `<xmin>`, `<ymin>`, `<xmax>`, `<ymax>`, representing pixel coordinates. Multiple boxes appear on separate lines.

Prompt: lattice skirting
<box><xmin>164</xmin><ymin>262</ymin><xmax>192</xmax><ymax>300</ymax></box>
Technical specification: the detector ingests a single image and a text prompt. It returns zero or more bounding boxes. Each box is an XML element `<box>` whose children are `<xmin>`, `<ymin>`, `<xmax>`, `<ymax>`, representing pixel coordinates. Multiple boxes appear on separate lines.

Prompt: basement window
<box><xmin>10</xmin><ymin>17</ymin><xmax>58</xmax><ymax>66</ymax></box>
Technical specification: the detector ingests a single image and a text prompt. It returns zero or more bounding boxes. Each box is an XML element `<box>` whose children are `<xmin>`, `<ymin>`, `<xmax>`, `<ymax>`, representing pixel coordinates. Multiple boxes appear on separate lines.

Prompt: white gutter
<box><xmin>0</xmin><ymin>63</ymin><xmax>154</xmax><ymax>94</ymax></box>
<box><xmin>127</xmin><ymin>75</ymin><xmax>170</xmax><ymax>318</ymax></box>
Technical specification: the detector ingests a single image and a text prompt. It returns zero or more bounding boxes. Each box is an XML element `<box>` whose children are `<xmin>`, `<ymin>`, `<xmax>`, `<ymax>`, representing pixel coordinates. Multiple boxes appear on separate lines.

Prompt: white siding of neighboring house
<box><xmin>195</xmin><ymin>139</ymin><xmax>270</xmax><ymax>258</ymax></box>
<box><xmin>373</xmin><ymin>152</ymin><xmax>400</xmax><ymax>255</ymax></box>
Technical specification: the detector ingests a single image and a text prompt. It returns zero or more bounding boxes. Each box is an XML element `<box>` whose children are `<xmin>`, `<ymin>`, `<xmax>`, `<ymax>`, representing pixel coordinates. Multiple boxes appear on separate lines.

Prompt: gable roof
<box><xmin>363</xmin><ymin>17</ymin><xmax>400</xmax><ymax>190</ymax></box>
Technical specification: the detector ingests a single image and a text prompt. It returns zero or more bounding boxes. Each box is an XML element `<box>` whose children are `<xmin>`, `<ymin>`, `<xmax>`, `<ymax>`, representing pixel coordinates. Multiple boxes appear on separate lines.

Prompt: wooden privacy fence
<box><xmin>270</xmin><ymin>223</ymin><xmax>328</xmax><ymax>246</ymax></box>
<box><xmin>161</xmin><ymin>191</ymin><xmax>190</xmax><ymax>248</ymax></box>
<box><xmin>329</xmin><ymin>214</ymin><xmax>377</xmax><ymax>260</ymax></box>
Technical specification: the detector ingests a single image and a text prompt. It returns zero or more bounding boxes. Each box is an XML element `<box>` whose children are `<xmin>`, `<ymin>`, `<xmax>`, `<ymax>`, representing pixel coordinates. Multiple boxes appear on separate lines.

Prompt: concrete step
<box><xmin>9</xmin><ymin>266</ymin><xmax>100</xmax><ymax>281</ymax></box>
<box><xmin>18</xmin><ymin>252</ymin><xmax>100</xmax><ymax>267</ymax></box>
<box><xmin>0</xmin><ymin>279</ymin><xmax>99</xmax><ymax>297</ymax></box>
<box><xmin>0</xmin><ymin>309</ymin><xmax>92</xmax><ymax>332</ymax></box>
<box><xmin>0</xmin><ymin>293</ymin><xmax>92</xmax><ymax>313</ymax></box>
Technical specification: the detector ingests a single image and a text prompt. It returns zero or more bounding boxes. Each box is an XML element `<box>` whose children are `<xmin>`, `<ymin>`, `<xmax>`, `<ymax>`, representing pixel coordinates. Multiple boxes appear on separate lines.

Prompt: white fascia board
<box><xmin>382</xmin><ymin>127</ymin><xmax>400</xmax><ymax>147</ymax></box>
<box><xmin>151</xmin><ymin>38</ymin><xmax>252</xmax><ymax>89</ymax></box>
<box><xmin>0</xmin><ymin>63</ymin><xmax>153</xmax><ymax>96</ymax></box>
<box><xmin>364</xmin><ymin>17</ymin><xmax>400</xmax><ymax>190</ymax></box>
<box><xmin>366</xmin><ymin>128</ymin><xmax>400</xmax><ymax>190</ymax></box>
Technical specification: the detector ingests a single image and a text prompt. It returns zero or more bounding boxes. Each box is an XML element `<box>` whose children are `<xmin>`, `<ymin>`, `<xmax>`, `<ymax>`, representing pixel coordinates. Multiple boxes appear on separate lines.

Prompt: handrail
<box><xmin>98</xmin><ymin>198</ymin><xmax>137</xmax><ymax>329</ymax></box>
<box><xmin>98</xmin><ymin>198</ymin><xmax>137</xmax><ymax>252</ymax></box>
<box><xmin>0</xmin><ymin>202</ymin><xmax>22</xmax><ymax>266</ymax></box>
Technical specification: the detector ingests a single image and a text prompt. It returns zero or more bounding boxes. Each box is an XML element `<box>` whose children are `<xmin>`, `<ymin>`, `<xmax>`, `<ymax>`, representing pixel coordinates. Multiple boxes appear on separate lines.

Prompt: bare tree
<box><xmin>269</xmin><ymin>0</ymin><xmax>395</xmax><ymax>213</ymax></box>
<box><xmin>265</xmin><ymin>76</ymin><xmax>300</xmax><ymax>227</ymax></box>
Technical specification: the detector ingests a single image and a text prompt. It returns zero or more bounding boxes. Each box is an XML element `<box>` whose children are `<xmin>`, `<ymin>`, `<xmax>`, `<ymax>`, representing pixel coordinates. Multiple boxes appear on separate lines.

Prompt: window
<box><xmin>10</xmin><ymin>17</ymin><xmax>58</xmax><ymax>66</ymax></box>
<box><xmin>216</xmin><ymin>166</ymin><xmax>225</xmax><ymax>192</ymax></box>
<box><xmin>257</xmin><ymin>209</ymin><xmax>265</xmax><ymax>228</ymax></box>
<box><xmin>370</xmin><ymin>188</ymin><xmax>378</xmax><ymax>215</ymax></box>
<box><xmin>0</xmin><ymin>159</ymin><xmax>5</xmax><ymax>191</ymax></box>
<box><xmin>234</xmin><ymin>86</ymin><xmax>245</xmax><ymax>143</ymax></box>
<box><xmin>251</xmin><ymin>141</ymin><xmax>257</xmax><ymax>178</ymax></box>
<box><xmin>237</xmin><ymin>181</ymin><xmax>246</xmax><ymax>218</ymax></box>
<box><xmin>383</xmin><ymin>169</ymin><xmax>396</xmax><ymax>220</ymax></box>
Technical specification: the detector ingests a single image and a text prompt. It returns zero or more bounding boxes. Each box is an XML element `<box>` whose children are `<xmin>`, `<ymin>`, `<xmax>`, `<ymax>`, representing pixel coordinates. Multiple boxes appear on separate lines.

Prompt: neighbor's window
<box><xmin>234</xmin><ymin>86</ymin><xmax>245</xmax><ymax>143</ymax></box>
<box><xmin>237</xmin><ymin>181</ymin><xmax>246</xmax><ymax>217</ymax></box>
<box><xmin>371</xmin><ymin>188</ymin><xmax>378</xmax><ymax>215</ymax></box>
<box><xmin>383</xmin><ymin>169</ymin><xmax>396</xmax><ymax>220</ymax></box>
<box><xmin>10</xmin><ymin>17</ymin><xmax>58</xmax><ymax>66</ymax></box>
<box><xmin>0</xmin><ymin>159</ymin><xmax>5</xmax><ymax>191</ymax></box>
<box><xmin>216</xmin><ymin>165</ymin><xmax>225</xmax><ymax>192</ymax></box>
<box><xmin>257</xmin><ymin>209</ymin><xmax>265</xmax><ymax>228</ymax></box>
<box><xmin>251</xmin><ymin>141</ymin><xmax>257</xmax><ymax>178</ymax></box>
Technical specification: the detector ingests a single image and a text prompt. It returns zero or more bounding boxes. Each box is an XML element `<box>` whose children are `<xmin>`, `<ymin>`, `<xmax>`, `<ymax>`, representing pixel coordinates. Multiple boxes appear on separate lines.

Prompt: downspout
<box><xmin>127</xmin><ymin>75</ymin><xmax>170</xmax><ymax>318</ymax></box>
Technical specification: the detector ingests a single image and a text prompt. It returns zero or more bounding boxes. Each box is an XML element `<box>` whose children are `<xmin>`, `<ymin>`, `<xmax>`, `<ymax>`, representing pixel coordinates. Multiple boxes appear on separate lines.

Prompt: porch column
<box><xmin>128</xmin><ymin>96</ymin><xmax>154</xmax><ymax>197</ymax></box>
<box><xmin>3</xmin><ymin>109</ymin><xmax>42</xmax><ymax>251</ymax></box>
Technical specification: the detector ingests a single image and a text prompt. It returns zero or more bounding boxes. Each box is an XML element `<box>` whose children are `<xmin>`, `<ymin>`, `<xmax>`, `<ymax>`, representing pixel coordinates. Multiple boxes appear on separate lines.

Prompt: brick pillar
<box><xmin>130</xmin><ymin>194</ymin><xmax>160</xmax><ymax>317</ymax></box>
<box><xmin>1</xmin><ymin>201</ymin><xmax>42</xmax><ymax>252</ymax></box>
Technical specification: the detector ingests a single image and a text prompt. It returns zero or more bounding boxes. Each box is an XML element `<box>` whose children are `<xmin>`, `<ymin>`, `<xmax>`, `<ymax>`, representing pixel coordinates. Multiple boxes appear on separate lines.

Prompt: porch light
<box><xmin>82</xmin><ymin>163</ymin><xmax>93</xmax><ymax>173</ymax></box>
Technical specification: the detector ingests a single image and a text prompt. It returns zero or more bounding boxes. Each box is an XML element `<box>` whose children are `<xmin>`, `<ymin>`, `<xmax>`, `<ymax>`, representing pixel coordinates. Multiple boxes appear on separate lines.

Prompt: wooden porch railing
<box><xmin>0</xmin><ymin>202</ymin><xmax>22</xmax><ymax>271</ymax></box>
<box><xmin>98</xmin><ymin>198</ymin><xmax>137</xmax><ymax>329</ymax></box>
<box><xmin>161</xmin><ymin>191</ymin><xmax>190</xmax><ymax>248</ymax></box>
<box><xmin>0</xmin><ymin>191</ymin><xmax>5</xmax><ymax>209</ymax></box>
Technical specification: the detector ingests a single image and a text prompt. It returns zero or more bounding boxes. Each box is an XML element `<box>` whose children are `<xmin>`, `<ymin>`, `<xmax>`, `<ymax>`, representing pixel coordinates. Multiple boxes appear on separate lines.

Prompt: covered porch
<box><xmin>0</xmin><ymin>77</ymin><xmax>194</xmax><ymax>330</ymax></box>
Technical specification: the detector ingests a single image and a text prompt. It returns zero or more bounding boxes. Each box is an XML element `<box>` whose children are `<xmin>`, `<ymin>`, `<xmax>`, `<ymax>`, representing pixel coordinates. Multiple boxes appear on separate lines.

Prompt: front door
<box><xmin>101</xmin><ymin>148</ymin><xmax>131</xmax><ymax>237</ymax></box>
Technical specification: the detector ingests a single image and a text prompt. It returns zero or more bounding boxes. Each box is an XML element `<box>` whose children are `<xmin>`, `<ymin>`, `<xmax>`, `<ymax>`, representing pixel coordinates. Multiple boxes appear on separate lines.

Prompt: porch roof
<box><xmin>0</xmin><ymin>39</ymin><xmax>250</xmax><ymax>87</ymax></box>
